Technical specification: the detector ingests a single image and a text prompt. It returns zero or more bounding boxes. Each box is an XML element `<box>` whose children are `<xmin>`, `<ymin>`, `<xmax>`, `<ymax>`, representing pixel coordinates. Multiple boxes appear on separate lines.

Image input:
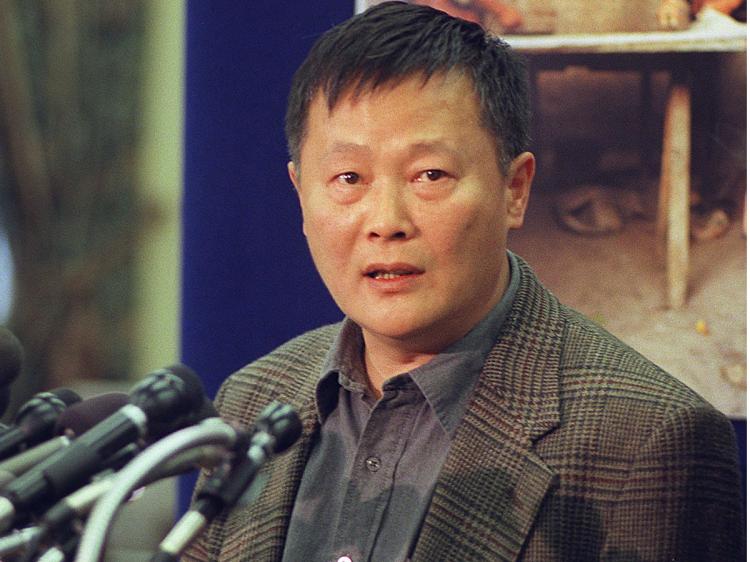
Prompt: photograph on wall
<box><xmin>355</xmin><ymin>0</ymin><xmax>731</xmax><ymax>33</ymax></box>
<box><xmin>356</xmin><ymin>0</ymin><xmax>531</xmax><ymax>33</ymax></box>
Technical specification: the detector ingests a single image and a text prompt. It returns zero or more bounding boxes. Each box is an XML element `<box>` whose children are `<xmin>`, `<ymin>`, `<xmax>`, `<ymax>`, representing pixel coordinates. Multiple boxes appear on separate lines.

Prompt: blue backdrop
<box><xmin>180</xmin><ymin>2</ymin><xmax>352</xmax><ymax>513</ymax></box>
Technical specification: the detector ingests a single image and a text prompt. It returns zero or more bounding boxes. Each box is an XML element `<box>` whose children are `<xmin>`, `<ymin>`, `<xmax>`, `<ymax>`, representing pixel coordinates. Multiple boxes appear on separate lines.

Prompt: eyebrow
<box><xmin>321</xmin><ymin>142</ymin><xmax>372</xmax><ymax>161</ymax></box>
<box><xmin>322</xmin><ymin>140</ymin><xmax>460</xmax><ymax>161</ymax></box>
<box><xmin>406</xmin><ymin>140</ymin><xmax>460</xmax><ymax>159</ymax></box>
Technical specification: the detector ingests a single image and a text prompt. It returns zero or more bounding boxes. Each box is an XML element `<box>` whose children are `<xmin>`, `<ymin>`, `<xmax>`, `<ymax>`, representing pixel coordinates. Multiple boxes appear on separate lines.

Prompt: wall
<box><xmin>133</xmin><ymin>0</ymin><xmax>185</xmax><ymax>378</ymax></box>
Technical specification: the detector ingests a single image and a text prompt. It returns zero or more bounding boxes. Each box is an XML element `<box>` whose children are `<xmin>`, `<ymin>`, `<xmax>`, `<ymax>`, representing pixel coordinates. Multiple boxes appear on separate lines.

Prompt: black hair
<box><xmin>285</xmin><ymin>1</ymin><xmax>531</xmax><ymax>173</ymax></box>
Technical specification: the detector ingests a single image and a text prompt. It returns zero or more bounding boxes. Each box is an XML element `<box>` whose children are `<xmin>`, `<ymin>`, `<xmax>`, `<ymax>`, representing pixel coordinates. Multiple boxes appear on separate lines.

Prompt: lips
<box><xmin>370</xmin><ymin>271</ymin><xmax>412</xmax><ymax>280</ymax></box>
<box><xmin>363</xmin><ymin>263</ymin><xmax>424</xmax><ymax>280</ymax></box>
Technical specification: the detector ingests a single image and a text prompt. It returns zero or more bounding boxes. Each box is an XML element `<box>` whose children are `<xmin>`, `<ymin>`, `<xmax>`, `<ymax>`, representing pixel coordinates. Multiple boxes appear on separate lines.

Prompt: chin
<box><xmin>358</xmin><ymin>314</ymin><xmax>446</xmax><ymax>345</ymax></box>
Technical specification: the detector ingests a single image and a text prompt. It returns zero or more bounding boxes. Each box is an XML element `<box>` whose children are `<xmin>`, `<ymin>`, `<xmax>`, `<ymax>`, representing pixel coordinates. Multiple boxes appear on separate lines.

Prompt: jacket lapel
<box><xmin>214</xmin><ymin>326</ymin><xmax>337</xmax><ymax>562</ymax></box>
<box><xmin>413</xmin><ymin>257</ymin><xmax>564</xmax><ymax>562</ymax></box>
<box><xmin>217</xmin><ymin>395</ymin><xmax>320</xmax><ymax>561</ymax></box>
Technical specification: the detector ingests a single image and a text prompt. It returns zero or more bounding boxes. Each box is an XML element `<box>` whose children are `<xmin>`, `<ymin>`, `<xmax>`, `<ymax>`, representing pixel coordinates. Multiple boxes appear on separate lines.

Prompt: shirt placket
<box><xmin>331</xmin><ymin>389</ymin><xmax>418</xmax><ymax>562</ymax></box>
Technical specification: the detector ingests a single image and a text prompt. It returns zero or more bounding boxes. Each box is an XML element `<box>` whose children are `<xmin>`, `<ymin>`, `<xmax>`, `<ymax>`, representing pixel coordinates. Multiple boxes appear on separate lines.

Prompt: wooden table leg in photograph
<box><xmin>657</xmin><ymin>80</ymin><xmax>691</xmax><ymax>308</ymax></box>
<box><xmin>509</xmin><ymin>9</ymin><xmax>745</xmax><ymax>310</ymax></box>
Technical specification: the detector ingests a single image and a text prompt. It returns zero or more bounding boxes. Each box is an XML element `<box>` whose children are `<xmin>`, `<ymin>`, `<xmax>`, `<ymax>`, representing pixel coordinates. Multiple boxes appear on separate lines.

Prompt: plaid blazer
<box><xmin>183</xmin><ymin>257</ymin><xmax>744</xmax><ymax>561</ymax></box>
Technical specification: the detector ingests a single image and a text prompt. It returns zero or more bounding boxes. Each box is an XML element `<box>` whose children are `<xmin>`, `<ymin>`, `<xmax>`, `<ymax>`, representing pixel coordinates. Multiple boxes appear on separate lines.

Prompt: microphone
<box><xmin>151</xmin><ymin>402</ymin><xmax>302</xmax><ymax>562</ymax></box>
<box><xmin>0</xmin><ymin>365</ymin><xmax>207</xmax><ymax>530</ymax></box>
<box><xmin>0</xmin><ymin>437</ymin><xmax>70</xmax><ymax>489</ymax></box>
<box><xmin>1</xmin><ymin>469</ymin><xmax>137</xmax><ymax>561</ymax></box>
<box><xmin>0</xmin><ymin>389</ymin><xmax>82</xmax><ymax>461</ymax></box>
<box><xmin>37</xmin><ymin>440</ymin><xmax>229</xmax><ymax>543</ymax></box>
<box><xmin>30</xmin><ymin>439</ymin><xmax>229</xmax><ymax>562</ymax></box>
<box><xmin>0</xmin><ymin>395</ymin><xmax>206</xmax><ymax>560</ymax></box>
<box><xmin>0</xmin><ymin>327</ymin><xmax>24</xmax><ymax>417</ymax></box>
<box><xmin>54</xmin><ymin>392</ymin><xmax>130</xmax><ymax>438</ymax></box>
<box><xmin>75</xmin><ymin>417</ymin><xmax>241</xmax><ymax>562</ymax></box>
<box><xmin>0</xmin><ymin>393</ymin><xmax>129</xmax><ymax>488</ymax></box>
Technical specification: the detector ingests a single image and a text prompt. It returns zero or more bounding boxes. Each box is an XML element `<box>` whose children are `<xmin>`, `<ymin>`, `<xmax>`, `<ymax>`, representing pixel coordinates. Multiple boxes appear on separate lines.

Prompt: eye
<box><xmin>335</xmin><ymin>171</ymin><xmax>360</xmax><ymax>185</ymax></box>
<box><xmin>416</xmin><ymin>169</ymin><xmax>447</xmax><ymax>182</ymax></box>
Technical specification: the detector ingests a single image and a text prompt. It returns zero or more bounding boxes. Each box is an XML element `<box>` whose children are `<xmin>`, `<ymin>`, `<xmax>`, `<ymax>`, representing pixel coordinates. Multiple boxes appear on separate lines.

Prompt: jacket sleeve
<box><xmin>602</xmin><ymin>402</ymin><xmax>744</xmax><ymax>561</ymax></box>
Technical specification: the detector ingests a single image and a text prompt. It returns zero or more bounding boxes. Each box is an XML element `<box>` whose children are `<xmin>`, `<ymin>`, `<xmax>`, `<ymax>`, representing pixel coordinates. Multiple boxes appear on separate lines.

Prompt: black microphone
<box><xmin>0</xmin><ymin>389</ymin><xmax>82</xmax><ymax>461</ymax></box>
<box><xmin>26</xmin><ymin>436</ymin><xmax>228</xmax><ymax>562</ymax></box>
<box><xmin>0</xmin><ymin>327</ymin><xmax>25</xmax><ymax>417</ymax></box>
<box><xmin>37</xmin><ymin>437</ymin><xmax>229</xmax><ymax>545</ymax></box>
<box><xmin>151</xmin><ymin>402</ymin><xmax>302</xmax><ymax>562</ymax></box>
<box><xmin>0</xmin><ymin>393</ymin><xmax>132</xmax><ymax>487</ymax></box>
<box><xmin>0</xmin><ymin>437</ymin><xmax>70</xmax><ymax>490</ymax></box>
<box><xmin>39</xmin><ymin>400</ymin><xmax>220</xmax><ymax>546</ymax></box>
<box><xmin>54</xmin><ymin>393</ymin><xmax>130</xmax><ymax>438</ymax></box>
<box><xmin>0</xmin><ymin>365</ymin><xmax>207</xmax><ymax>529</ymax></box>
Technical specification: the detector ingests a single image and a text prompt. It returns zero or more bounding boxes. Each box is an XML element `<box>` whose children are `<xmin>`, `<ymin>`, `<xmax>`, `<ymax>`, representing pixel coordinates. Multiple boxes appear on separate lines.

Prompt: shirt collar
<box><xmin>315</xmin><ymin>251</ymin><xmax>521</xmax><ymax>434</ymax></box>
<box><xmin>315</xmin><ymin>319</ymin><xmax>367</xmax><ymax>420</ymax></box>
<box><xmin>411</xmin><ymin>250</ymin><xmax>520</xmax><ymax>435</ymax></box>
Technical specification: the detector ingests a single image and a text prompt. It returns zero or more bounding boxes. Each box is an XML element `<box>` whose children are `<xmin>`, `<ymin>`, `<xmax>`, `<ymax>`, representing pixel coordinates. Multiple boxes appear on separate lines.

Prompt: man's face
<box><xmin>289</xmin><ymin>72</ymin><xmax>533</xmax><ymax>353</ymax></box>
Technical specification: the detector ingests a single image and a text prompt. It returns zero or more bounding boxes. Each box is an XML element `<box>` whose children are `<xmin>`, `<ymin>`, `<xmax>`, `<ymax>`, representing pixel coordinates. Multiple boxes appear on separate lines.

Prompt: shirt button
<box><xmin>337</xmin><ymin>557</ymin><xmax>352</xmax><ymax>562</ymax></box>
<box><xmin>365</xmin><ymin>456</ymin><xmax>381</xmax><ymax>472</ymax></box>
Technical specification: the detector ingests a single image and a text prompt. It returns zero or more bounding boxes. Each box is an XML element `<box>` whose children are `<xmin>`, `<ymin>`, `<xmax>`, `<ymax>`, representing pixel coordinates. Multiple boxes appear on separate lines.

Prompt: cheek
<box><xmin>426</xmin><ymin>200</ymin><xmax>506</xmax><ymax>262</ymax></box>
<box><xmin>303</xmin><ymin>204</ymin><xmax>359</xmax><ymax>270</ymax></box>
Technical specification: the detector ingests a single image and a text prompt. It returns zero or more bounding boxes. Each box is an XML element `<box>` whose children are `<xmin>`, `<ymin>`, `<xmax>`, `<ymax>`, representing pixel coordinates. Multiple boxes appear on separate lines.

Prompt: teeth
<box><xmin>373</xmin><ymin>271</ymin><xmax>410</xmax><ymax>280</ymax></box>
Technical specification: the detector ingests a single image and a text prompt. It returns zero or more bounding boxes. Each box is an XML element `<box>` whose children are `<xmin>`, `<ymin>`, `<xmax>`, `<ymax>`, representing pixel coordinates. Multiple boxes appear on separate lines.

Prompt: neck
<box><xmin>362</xmin><ymin>339</ymin><xmax>436</xmax><ymax>399</ymax></box>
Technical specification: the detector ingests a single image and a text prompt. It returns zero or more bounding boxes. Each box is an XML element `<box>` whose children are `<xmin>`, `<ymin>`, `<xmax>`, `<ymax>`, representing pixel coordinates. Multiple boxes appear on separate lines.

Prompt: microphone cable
<box><xmin>150</xmin><ymin>401</ymin><xmax>302</xmax><ymax>562</ymax></box>
<box><xmin>74</xmin><ymin>417</ymin><xmax>239</xmax><ymax>562</ymax></box>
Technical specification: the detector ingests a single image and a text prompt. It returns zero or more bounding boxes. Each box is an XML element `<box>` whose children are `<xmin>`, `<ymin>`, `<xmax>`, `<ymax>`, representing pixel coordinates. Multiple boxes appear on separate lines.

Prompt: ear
<box><xmin>287</xmin><ymin>161</ymin><xmax>307</xmax><ymax>237</ymax></box>
<box><xmin>288</xmin><ymin>160</ymin><xmax>300</xmax><ymax>192</ymax></box>
<box><xmin>505</xmin><ymin>151</ymin><xmax>535</xmax><ymax>229</ymax></box>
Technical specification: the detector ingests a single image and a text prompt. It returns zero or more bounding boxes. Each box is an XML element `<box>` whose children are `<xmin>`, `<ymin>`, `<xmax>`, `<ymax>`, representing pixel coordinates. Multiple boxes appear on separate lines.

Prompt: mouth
<box><xmin>363</xmin><ymin>263</ymin><xmax>424</xmax><ymax>280</ymax></box>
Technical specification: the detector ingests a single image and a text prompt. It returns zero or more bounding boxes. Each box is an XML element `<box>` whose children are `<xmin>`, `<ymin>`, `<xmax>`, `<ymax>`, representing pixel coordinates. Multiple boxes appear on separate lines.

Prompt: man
<box><xmin>184</xmin><ymin>2</ymin><xmax>744</xmax><ymax>561</ymax></box>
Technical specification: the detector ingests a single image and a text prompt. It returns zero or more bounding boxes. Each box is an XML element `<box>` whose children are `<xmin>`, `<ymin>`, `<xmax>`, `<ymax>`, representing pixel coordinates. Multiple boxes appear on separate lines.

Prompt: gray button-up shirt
<box><xmin>282</xmin><ymin>252</ymin><xmax>520</xmax><ymax>562</ymax></box>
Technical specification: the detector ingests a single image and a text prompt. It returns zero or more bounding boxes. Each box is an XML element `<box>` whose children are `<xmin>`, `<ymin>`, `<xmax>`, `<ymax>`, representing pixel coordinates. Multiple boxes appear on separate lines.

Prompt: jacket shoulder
<box><xmin>559</xmin><ymin>304</ymin><xmax>709</xmax><ymax>410</ymax></box>
<box><xmin>214</xmin><ymin>323</ymin><xmax>340</xmax><ymax>427</ymax></box>
<box><xmin>549</xmin><ymin>307</ymin><xmax>744</xmax><ymax>559</ymax></box>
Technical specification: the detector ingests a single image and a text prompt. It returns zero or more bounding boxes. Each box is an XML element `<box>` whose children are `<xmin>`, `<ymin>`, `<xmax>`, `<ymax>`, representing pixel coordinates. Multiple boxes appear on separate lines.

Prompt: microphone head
<box><xmin>0</xmin><ymin>389</ymin><xmax>10</xmax><ymax>422</ymax></box>
<box><xmin>129</xmin><ymin>364</ymin><xmax>208</xmax><ymax>439</ymax></box>
<box><xmin>195</xmin><ymin>398</ymin><xmax>218</xmax><ymax>420</ymax></box>
<box><xmin>0</xmin><ymin>328</ymin><xmax>23</xmax><ymax>416</ymax></box>
<box><xmin>166</xmin><ymin>364</ymin><xmax>206</xmax><ymax>408</ymax></box>
<box><xmin>12</xmin><ymin>388</ymin><xmax>82</xmax><ymax>445</ymax></box>
<box><xmin>0</xmin><ymin>327</ymin><xmax>23</xmax><ymax>386</ymax></box>
<box><xmin>48</xmin><ymin>389</ymin><xmax>82</xmax><ymax>409</ymax></box>
<box><xmin>14</xmin><ymin>388</ymin><xmax>82</xmax><ymax>424</ymax></box>
<box><xmin>254</xmin><ymin>402</ymin><xmax>302</xmax><ymax>455</ymax></box>
<box><xmin>54</xmin><ymin>392</ymin><xmax>130</xmax><ymax>437</ymax></box>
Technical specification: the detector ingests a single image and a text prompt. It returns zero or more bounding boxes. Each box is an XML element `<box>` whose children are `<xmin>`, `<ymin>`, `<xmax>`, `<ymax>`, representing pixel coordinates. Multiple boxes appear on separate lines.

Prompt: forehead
<box><xmin>329</xmin><ymin>68</ymin><xmax>476</xmax><ymax>106</ymax></box>
<box><xmin>300</xmin><ymin>72</ymin><xmax>488</xmax><ymax>156</ymax></box>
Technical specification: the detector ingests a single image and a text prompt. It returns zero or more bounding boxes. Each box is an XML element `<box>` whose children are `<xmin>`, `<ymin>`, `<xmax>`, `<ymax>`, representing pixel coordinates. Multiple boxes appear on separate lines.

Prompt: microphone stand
<box><xmin>0</xmin><ymin>526</ymin><xmax>42</xmax><ymax>558</ymax></box>
<box><xmin>8</xmin><ymin>444</ymin><xmax>230</xmax><ymax>562</ymax></box>
<box><xmin>149</xmin><ymin>401</ymin><xmax>301</xmax><ymax>562</ymax></box>
<box><xmin>74</xmin><ymin>418</ymin><xmax>238</xmax><ymax>562</ymax></box>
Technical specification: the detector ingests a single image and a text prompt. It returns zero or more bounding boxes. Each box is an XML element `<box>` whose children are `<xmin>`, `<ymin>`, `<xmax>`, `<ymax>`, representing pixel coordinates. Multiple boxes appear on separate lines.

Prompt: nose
<box><xmin>365</xmin><ymin>183</ymin><xmax>415</xmax><ymax>241</ymax></box>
